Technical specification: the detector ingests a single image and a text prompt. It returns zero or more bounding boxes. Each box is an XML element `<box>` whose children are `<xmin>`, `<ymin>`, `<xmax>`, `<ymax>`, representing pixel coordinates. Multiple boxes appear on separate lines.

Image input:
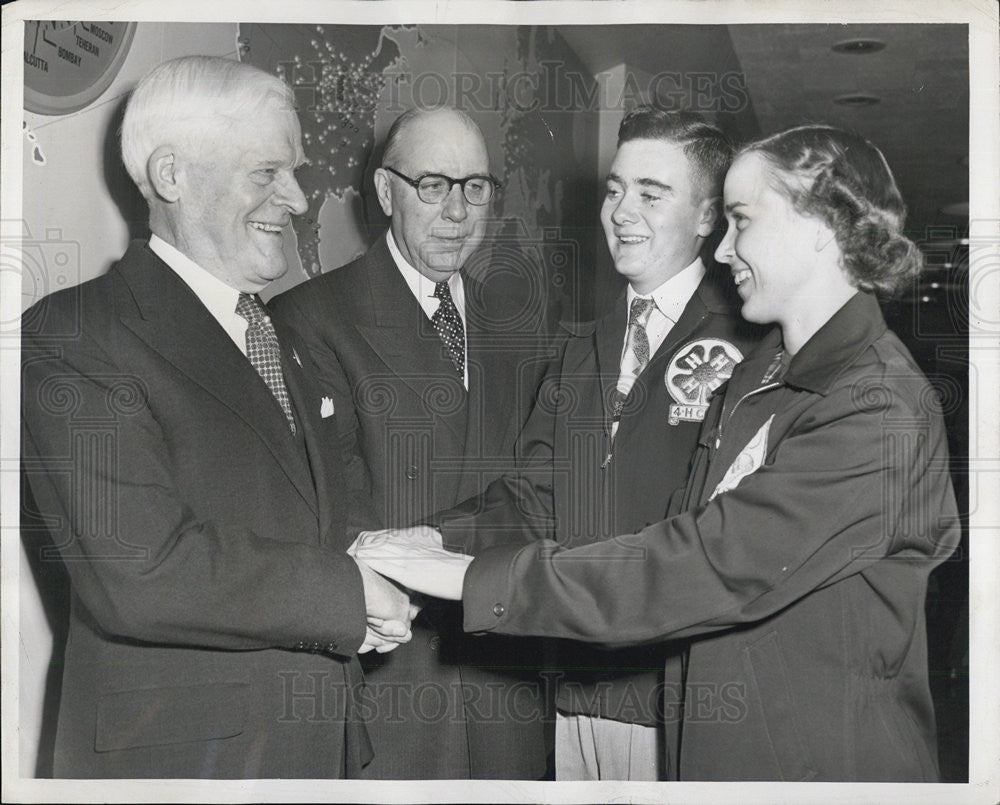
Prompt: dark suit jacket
<box><xmin>21</xmin><ymin>241</ymin><xmax>371</xmax><ymax>778</ymax></box>
<box><xmin>271</xmin><ymin>235</ymin><xmax>551</xmax><ymax>779</ymax></box>
<box><xmin>462</xmin><ymin>292</ymin><xmax>960</xmax><ymax>781</ymax></box>
<box><xmin>438</xmin><ymin>268</ymin><xmax>764</xmax><ymax>735</ymax></box>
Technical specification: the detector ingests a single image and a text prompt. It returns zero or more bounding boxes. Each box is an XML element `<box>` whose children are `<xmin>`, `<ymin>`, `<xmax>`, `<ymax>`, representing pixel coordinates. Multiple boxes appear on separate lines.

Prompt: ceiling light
<box><xmin>833</xmin><ymin>93</ymin><xmax>881</xmax><ymax>107</ymax></box>
<box><xmin>940</xmin><ymin>202</ymin><xmax>969</xmax><ymax>216</ymax></box>
<box><xmin>832</xmin><ymin>38</ymin><xmax>887</xmax><ymax>55</ymax></box>
<box><xmin>926</xmin><ymin>241</ymin><xmax>970</xmax><ymax>249</ymax></box>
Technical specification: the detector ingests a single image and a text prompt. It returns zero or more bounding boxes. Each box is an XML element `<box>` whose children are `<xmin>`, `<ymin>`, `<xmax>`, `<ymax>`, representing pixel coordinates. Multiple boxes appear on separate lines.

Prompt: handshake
<box><xmin>349</xmin><ymin>525</ymin><xmax>473</xmax><ymax>654</ymax></box>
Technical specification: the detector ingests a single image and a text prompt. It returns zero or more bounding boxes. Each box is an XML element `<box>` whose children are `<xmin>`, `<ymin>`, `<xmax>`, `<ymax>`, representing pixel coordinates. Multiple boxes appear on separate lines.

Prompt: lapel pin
<box><xmin>292</xmin><ymin>348</ymin><xmax>302</xmax><ymax>367</ymax></box>
<box><xmin>320</xmin><ymin>396</ymin><xmax>335</xmax><ymax>418</ymax></box>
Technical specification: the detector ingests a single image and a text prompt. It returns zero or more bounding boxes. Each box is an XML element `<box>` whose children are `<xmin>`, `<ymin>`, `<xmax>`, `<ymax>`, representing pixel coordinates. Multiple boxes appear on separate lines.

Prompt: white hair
<box><xmin>121</xmin><ymin>55</ymin><xmax>296</xmax><ymax>197</ymax></box>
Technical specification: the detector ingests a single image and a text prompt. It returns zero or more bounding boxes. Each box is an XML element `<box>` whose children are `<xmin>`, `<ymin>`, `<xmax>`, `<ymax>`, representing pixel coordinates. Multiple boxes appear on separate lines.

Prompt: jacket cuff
<box><xmin>338</xmin><ymin>555</ymin><xmax>368</xmax><ymax>654</ymax></box>
<box><xmin>438</xmin><ymin>515</ymin><xmax>470</xmax><ymax>553</ymax></box>
<box><xmin>461</xmin><ymin>542</ymin><xmax>525</xmax><ymax>633</ymax></box>
<box><xmin>297</xmin><ymin>553</ymin><xmax>367</xmax><ymax>656</ymax></box>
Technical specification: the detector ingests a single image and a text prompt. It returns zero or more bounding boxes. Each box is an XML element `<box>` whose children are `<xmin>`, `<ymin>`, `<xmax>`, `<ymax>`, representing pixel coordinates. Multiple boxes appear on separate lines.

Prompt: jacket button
<box><xmin>405</xmin><ymin>466</ymin><xmax>418</xmax><ymax>480</ymax></box>
<box><xmin>492</xmin><ymin>603</ymin><xmax>505</xmax><ymax>617</ymax></box>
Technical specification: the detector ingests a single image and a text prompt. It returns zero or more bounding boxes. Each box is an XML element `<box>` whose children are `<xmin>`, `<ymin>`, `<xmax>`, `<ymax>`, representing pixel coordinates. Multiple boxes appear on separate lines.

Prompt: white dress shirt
<box><xmin>149</xmin><ymin>234</ymin><xmax>249</xmax><ymax>356</ymax></box>
<box><xmin>610</xmin><ymin>256</ymin><xmax>705</xmax><ymax>440</ymax></box>
<box><xmin>621</xmin><ymin>255</ymin><xmax>706</xmax><ymax>363</ymax></box>
<box><xmin>386</xmin><ymin>229</ymin><xmax>468</xmax><ymax>389</ymax></box>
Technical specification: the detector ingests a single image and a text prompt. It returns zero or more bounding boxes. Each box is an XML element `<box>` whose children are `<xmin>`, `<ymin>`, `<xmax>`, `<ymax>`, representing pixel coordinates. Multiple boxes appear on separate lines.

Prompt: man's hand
<box><xmin>351</xmin><ymin>527</ymin><xmax>472</xmax><ymax>601</ymax></box>
<box><xmin>356</xmin><ymin>558</ymin><xmax>414</xmax><ymax>622</ymax></box>
<box><xmin>359</xmin><ymin>618</ymin><xmax>411</xmax><ymax>654</ymax></box>
<box><xmin>355</xmin><ymin>560</ymin><xmax>421</xmax><ymax>654</ymax></box>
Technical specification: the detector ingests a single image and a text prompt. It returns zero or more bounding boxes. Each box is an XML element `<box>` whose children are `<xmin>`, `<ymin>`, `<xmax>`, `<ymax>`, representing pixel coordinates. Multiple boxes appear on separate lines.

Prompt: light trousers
<box><xmin>555</xmin><ymin>711</ymin><xmax>665</xmax><ymax>781</ymax></box>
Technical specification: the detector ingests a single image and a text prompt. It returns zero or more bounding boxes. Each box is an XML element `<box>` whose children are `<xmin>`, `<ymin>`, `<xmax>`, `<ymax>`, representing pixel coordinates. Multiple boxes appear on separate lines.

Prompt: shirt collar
<box><xmin>626</xmin><ymin>256</ymin><xmax>705</xmax><ymax>323</ymax></box>
<box><xmin>385</xmin><ymin>230</ymin><xmax>465</xmax><ymax>318</ymax></box>
<box><xmin>148</xmin><ymin>233</ymin><xmax>243</xmax><ymax>325</ymax></box>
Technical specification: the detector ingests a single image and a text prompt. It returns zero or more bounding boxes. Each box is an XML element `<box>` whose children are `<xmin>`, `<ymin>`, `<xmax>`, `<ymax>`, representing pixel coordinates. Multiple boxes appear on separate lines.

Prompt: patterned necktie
<box><xmin>431</xmin><ymin>280</ymin><xmax>465</xmax><ymax>380</ymax></box>
<box><xmin>611</xmin><ymin>296</ymin><xmax>656</xmax><ymax>420</ymax></box>
<box><xmin>235</xmin><ymin>293</ymin><xmax>296</xmax><ymax>434</ymax></box>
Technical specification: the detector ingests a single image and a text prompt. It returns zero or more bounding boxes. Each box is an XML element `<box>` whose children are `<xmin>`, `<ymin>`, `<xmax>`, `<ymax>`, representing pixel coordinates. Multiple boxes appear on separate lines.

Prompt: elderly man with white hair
<box><xmin>20</xmin><ymin>55</ymin><xmax>414</xmax><ymax>779</ymax></box>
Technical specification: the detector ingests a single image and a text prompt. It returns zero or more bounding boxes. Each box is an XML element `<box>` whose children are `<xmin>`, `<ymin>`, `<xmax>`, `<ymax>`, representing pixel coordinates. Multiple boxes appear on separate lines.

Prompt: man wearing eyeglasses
<box><xmin>348</xmin><ymin>108</ymin><xmax>768</xmax><ymax>782</ymax></box>
<box><xmin>271</xmin><ymin>108</ymin><xmax>550</xmax><ymax>779</ymax></box>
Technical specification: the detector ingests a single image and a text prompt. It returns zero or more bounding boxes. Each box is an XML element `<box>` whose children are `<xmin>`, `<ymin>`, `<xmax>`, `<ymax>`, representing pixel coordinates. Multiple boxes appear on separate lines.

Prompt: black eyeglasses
<box><xmin>384</xmin><ymin>166</ymin><xmax>501</xmax><ymax>206</ymax></box>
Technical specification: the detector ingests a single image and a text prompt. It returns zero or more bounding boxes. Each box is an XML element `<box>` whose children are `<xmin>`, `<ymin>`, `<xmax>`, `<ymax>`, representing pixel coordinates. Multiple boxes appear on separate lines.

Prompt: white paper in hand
<box><xmin>348</xmin><ymin>525</ymin><xmax>442</xmax><ymax>557</ymax></box>
<box><xmin>353</xmin><ymin>529</ymin><xmax>471</xmax><ymax>600</ymax></box>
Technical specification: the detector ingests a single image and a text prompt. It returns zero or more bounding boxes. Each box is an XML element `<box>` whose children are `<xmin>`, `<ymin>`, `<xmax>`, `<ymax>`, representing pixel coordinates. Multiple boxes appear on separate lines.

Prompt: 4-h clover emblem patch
<box><xmin>664</xmin><ymin>338</ymin><xmax>743</xmax><ymax>425</ymax></box>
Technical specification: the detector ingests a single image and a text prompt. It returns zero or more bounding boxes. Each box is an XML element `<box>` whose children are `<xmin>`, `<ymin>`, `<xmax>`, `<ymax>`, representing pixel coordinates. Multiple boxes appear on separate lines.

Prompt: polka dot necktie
<box><xmin>611</xmin><ymin>296</ymin><xmax>656</xmax><ymax>421</ymax></box>
<box><xmin>431</xmin><ymin>281</ymin><xmax>465</xmax><ymax>380</ymax></box>
<box><xmin>235</xmin><ymin>293</ymin><xmax>296</xmax><ymax>434</ymax></box>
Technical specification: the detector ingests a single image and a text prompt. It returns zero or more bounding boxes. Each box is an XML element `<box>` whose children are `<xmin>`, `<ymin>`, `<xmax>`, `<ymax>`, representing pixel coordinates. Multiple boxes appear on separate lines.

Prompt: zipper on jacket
<box><xmin>715</xmin><ymin>382</ymin><xmax>782</xmax><ymax>448</ymax></box>
<box><xmin>601</xmin><ymin>439</ymin><xmax>613</xmax><ymax>468</ymax></box>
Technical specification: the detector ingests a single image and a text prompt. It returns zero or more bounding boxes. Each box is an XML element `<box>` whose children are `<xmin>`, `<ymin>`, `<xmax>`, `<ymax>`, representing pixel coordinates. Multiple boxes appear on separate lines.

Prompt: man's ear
<box><xmin>695</xmin><ymin>195</ymin><xmax>721</xmax><ymax>238</ymax></box>
<box><xmin>373</xmin><ymin>168</ymin><xmax>393</xmax><ymax>217</ymax></box>
<box><xmin>147</xmin><ymin>145</ymin><xmax>181</xmax><ymax>203</ymax></box>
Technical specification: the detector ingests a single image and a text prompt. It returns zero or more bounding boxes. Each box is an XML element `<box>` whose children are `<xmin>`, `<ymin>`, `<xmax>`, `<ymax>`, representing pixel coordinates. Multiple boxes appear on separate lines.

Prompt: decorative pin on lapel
<box><xmin>292</xmin><ymin>348</ymin><xmax>302</xmax><ymax>367</ymax></box>
<box><xmin>320</xmin><ymin>396</ymin><xmax>335</xmax><ymax>418</ymax></box>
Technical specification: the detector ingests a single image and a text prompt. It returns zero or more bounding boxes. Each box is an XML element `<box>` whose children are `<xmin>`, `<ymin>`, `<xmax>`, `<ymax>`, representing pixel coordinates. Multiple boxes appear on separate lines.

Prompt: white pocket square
<box><xmin>320</xmin><ymin>396</ymin><xmax>335</xmax><ymax>418</ymax></box>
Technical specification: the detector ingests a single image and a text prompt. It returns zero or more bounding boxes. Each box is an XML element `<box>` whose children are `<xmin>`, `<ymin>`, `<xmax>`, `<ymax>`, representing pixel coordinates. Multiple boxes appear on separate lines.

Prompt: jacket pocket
<box><xmin>94</xmin><ymin>682</ymin><xmax>249</xmax><ymax>752</ymax></box>
<box><xmin>742</xmin><ymin>631</ymin><xmax>818</xmax><ymax>781</ymax></box>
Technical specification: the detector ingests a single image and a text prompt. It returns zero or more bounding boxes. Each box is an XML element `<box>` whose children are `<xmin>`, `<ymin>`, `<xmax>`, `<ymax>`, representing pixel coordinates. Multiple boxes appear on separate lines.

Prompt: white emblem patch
<box><xmin>709</xmin><ymin>414</ymin><xmax>775</xmax><ymax>501</ymax></box>
<box><xmin>664</xmin><ymin>338</ymin><xmax>743</xmax><ymax>424</ymax></box>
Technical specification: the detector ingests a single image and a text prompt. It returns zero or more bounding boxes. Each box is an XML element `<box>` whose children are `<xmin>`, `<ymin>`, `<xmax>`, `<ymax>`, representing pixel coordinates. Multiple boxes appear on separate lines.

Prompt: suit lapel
<box><xmin>274</xmin><ymin>320</ymin><xmax>342</xmax><ymax>544</ymax></box>
<box><xmin>594</xmin><ymin>293</ymin><xmax>628</xmax><ymax>428</ymax></box>
<box><xmin>458</xmin><ymin>276</ymin><xmax>518</xmax><ymax>500</ymax></box>
<box><xmin>647</xmin><ymin>281</ymin><xmax>712</xmax><ymax>372</ymax></box>
<box><xmin>633</xmin><ymin>269</ymin><xmax>732</xmax><ymax>404</ymax></box>
<box><xmin>354</xmin><ymin>240</ymin><xmax>467</xmax><ymax>445</ymax></box>
<box><xmin>116</xmin><ymin>243</ymin><xmax>317</xmax><ymax>516</ymax></box>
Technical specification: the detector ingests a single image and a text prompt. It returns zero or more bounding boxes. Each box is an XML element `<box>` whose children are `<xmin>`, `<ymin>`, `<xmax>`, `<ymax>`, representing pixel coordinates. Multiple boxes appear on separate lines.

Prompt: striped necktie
<box><xmin>611</xmin><ymin>296</ymin><xmax>656</xmax><ymax>422</ymax></box>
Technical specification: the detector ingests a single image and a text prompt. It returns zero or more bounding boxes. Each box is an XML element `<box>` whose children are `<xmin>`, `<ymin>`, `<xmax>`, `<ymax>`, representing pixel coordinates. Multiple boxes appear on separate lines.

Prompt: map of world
<box><xmin>240</xmin><ymin>23</ymin><xmax>600</xmax><ymax>324</ymax></box>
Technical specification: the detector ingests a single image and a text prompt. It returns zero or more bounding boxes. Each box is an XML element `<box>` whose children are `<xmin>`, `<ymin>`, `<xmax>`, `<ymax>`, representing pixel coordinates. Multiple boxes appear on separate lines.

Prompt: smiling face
<box><xmin>172</xmin><ymin>104</ymin><xmax>308</xmax><ymax>292</ymax></box>
<box><xmin>600</xmin><ymin>138</ymin><xmax>717</xmax><ymax>294</ymax></box>
<box><xmin>715</xmin><ymin>151</ymin><xmax>854</xmax><ymax>348</ymax></box>
<box><xmin>375</xmin><ymin>110</ymin><xmax>490</xmax><ymax>282</ymax></box>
